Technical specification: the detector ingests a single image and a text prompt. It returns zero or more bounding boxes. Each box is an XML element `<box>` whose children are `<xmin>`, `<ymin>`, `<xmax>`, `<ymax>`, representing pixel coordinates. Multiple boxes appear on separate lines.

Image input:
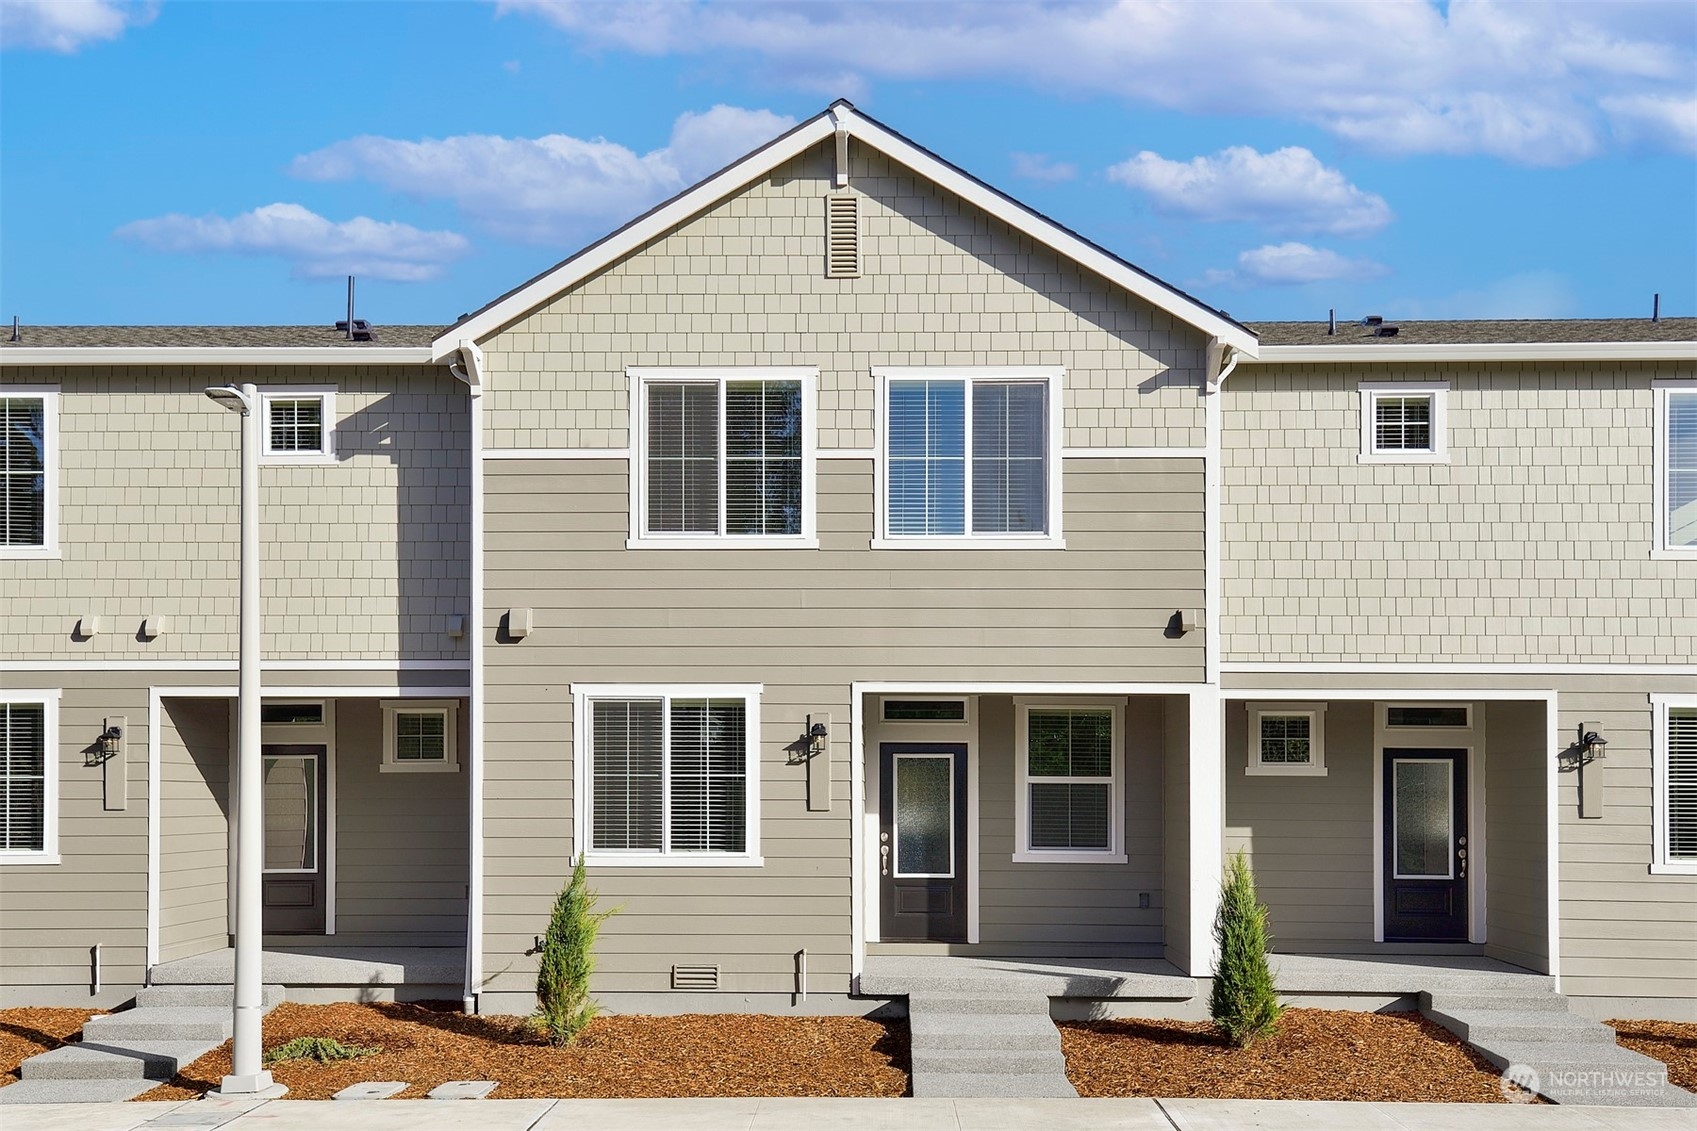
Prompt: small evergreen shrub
<box><xmin>263</xmin><ymin>1036</ymin><xmax>379</xmax><ymax>1064</ymax></box>
<box><xmin>534</xmin><ymin>854</ymin><xmax>616</xmax><ymax>1047</ymax></box>
<box><xmin>1209</xmin><ymin>849</ymin><xmax>1286</xmax><ymax>1047</ymax></box>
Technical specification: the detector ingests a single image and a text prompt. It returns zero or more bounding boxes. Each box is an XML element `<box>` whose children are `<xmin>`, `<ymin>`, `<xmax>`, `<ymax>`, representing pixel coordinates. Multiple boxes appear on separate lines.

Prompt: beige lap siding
<box><xmin>158</xmin><ymin>698</ymin><xmax>231</xmax><ymax>963</ymax></box>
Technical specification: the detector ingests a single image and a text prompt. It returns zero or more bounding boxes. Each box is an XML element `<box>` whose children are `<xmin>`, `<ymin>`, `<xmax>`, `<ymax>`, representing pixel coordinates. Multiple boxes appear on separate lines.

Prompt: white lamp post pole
<box><xmin>206</xmin><ymin>382</ymin><xmax>276</xmax><ymax>1096</ymax></box>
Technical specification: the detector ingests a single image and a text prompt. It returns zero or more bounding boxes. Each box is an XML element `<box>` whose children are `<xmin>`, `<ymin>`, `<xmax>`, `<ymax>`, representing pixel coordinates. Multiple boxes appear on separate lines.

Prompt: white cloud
<box><xmin>290</xmin><ymin>105</ymin><xmax>797</xmax><ymax>245</ymax></box>
<box><xmin>114</xmin><ymin>203</ymin><xmax>470</xmax><ymax>283</ymax></box>
<box><xmin>1601</xmin><ymin>93</ymin><xmax>1697</xmax><ymax>155</ymax></box>
<box><xmin>497</xmin><ymin>0</ymin><xmax>1697</xmax><ymax>164</ymax></box>
<box><xmin>1011</xmin><ymin>152</ymin><xmax>1078</xmax><ymax>183</ymax></box>
<box><xmin>1395</xmin><ymin>270</ymin><xmax>1581</xmax><ymax>319</ymax></box>
<box><xmin>0</xmin><ymin>0</ymin><xmax>155</xmax><ymax>52</ymax></box>
<box><xmin>1108</xmin><ymin>146</ymin><xmax>1392</xmax><ymax>236</ymax></box>
<box><xmin>1206</xmin><ymin>242</ymin><xmax>1390</xmax><ymax>288</ymax></box>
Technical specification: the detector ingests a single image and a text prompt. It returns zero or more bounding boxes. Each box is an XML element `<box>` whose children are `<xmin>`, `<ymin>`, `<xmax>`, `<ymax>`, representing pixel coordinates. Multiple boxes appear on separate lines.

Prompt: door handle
<box><xmin>880</xmin><ymin>844</ymin><xmax>890</xmax><ymax>876</ymax></box>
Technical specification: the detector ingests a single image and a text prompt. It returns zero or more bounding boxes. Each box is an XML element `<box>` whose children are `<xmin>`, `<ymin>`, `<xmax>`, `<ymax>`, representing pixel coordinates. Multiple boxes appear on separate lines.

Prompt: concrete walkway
<box><xmin>3</xmin><ymin>1097</ymin><xmax>1695</xmax><ymax>1131</ymax></box>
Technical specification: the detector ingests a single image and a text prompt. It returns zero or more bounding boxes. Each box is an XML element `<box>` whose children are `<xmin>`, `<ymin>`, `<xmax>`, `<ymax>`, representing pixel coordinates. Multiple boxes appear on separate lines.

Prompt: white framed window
<box><xmin>1651</xmin><ymin>694</ymin><xmax>1697</xmax><ymax>875</ymax></box>
<box><xmin>380</xmin><ymin>700</ymin><xmax>459</xmax><ymax>773</ymax></box>
<box><xmin>1654</xmin><ymin>381</ymin><xmax>1696</xmax><ymax>556</ymax></box>
<box><xmin>627</xmin><ymin>368</ymin><xmax>817</xmax><ymax>549</ymax></box>
<box><xmin>572</xmin><ymin>684</ymin><xmax>763</xmax><ymax>866</ymax></box>
<box><xmin>1</xmin><ymin>692</ymin><xmax>60</xmax><ymax>864</ymax></box>
<box><xmin>1246</xmin><ymin>702</ymin><xmax>1328</xmax><ymax>776</ymax></box>
<box><xmin>0</xmin><ymin>387</ymin><xmax>58</xmax><ymax>557</ymax></box>
<box><xmin>874</xmin><ymin>367</ymin><xmax>1065</xmax><ymax>549</ymax></box>
<box><xmin>1014</xmin><ymin>701</ymin><xmax>1125</xmax><ymax>863</ymax></box>
<box><xmin>260</xmin><ymin>387</ymin><xmax>336</xmax><ymax>463</ymax></box>
<box><xmin>1359</xmin><ymin>381</ymin><xmax>1447</xmax><ymax>463</ymax></box>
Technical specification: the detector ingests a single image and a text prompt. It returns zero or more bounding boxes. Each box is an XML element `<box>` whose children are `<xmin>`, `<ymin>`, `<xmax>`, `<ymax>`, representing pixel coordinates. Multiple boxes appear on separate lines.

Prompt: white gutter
<box><xmin>0</xmin><ymin>347</ymin><xmax>435</xmax><ymax>366</ymax></box>
<box><xmin>449</xmin><ymin>345</ymin><xmax>485</xmax><ymax>1013</ymax></box>
<box><xmin>1246</xmin><ymin>341</ymin><xmax>1697</xmax><ymax>364</ymax></box>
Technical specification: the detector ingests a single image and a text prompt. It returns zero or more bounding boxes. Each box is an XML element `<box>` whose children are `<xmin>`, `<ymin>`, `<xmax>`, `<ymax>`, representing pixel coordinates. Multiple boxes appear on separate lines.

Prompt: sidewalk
<box><xmin>3</xmin><ymin>1096</ymin><xmax>1692</xmax><ymax>1131</ymax></box>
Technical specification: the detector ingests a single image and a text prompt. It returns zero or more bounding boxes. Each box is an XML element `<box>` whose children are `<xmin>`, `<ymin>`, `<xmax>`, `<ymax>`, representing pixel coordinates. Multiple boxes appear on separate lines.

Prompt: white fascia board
<box><xmin>1247</xmin><ymin>341</ymin><xmax>1697</xmax><ymax>364</ymax></box>
<box><xmin>433</xmin><ymin>104</ymin><xmax>1258</xmax><ymax>359</ymax></box>
<box><xmin>0</xmin><ymin>347</ymin><xmax>436</xmax><ymax>367</ymax></box>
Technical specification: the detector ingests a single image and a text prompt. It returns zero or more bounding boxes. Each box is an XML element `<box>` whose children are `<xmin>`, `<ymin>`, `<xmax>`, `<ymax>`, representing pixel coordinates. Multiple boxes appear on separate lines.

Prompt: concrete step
<box><xmin>907</xmin><ymin>992</ymin><xmax>1052</xmax><ymax>1017</ymax></box>
<box><xmin>19</xmin><ymin>1039</ymin><xmax>212</xmax><ymax>1081</ymax></box>
<box><xmin>82</xmin><ymin>1006</ymin><xmax>232</xmax><ymax>1043</ymax></box>
<box><xmin>1424</xmin><ymin>990</ymin><xmax>1571</xmax><ymax>1013</ymax></box>
<box><xmin>912</xmin><ymin>1047</ymin><xmax>1069</xmax><ymax>1075</ymax></box>
<box><xmin>869</xmin><ymin>974</ymin><xmax>1053</xmax><ymax>996</ymax></box>
<box><xmin>1426</xmin><ymin>1007</ymin><xmax>1617</xmax><ymax>1047</ymax></box>
<box><xmin>134</xmin><ymin>984</ymin><xmax>285</xmax><ymax>1009</ymax></box>
<box><xmin>0</xmin><ymin>1077</ymin><xmax>157</xmax><ymax>1104</ymax></box>
<box><xmin>912</xmin><ymin>1072</ymin><xmax>1078</xmax><ymax>1099</ymax></box>
<box><xmin>909</xmin><ymin>1013</ymin><xmax>1062</xmax><ymax>1051</ymax></box>
<box><xmin>1475</xmin><ymin>1041</ymin><xmax>1697</xmax><ymax>1108</ymax></box>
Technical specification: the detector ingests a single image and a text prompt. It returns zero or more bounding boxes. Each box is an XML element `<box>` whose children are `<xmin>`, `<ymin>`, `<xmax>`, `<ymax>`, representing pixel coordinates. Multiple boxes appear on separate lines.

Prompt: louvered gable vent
<box><xmin>825</xmin><ymin>193</ymin><xmax>860</xmax><ymax>278</ymax></box>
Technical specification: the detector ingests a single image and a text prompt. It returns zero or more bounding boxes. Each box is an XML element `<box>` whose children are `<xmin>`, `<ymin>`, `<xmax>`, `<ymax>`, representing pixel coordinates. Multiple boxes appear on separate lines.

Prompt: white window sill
<box><xmin>380</xmin><ymin>762</ymin><xmax>460</xmax><ymax>773</ymax></box>
<box><xmin>0</xmin><ymin>852</ymin><xmax>60</xmax><ymax>865</ymax></box>
<box><xmin>261</xmin><ymin>452</ymin><xmax>336</xmax><ymax>465</ymax></box>
<box><xmin>0</xmin><ymin>545</ymin><xmax>59</xmax><ymax>559</ymax></box>
<box><xmin>582</xmin><ymin>854</ymin><xmax>765</xmax><ymax>868</ymax></box>
<box><xmin>1358</xmin><ymin>453</ymin><xmax>1448</xmax><ymax>464</ymax></box>
<box><xmin>1245</xmin><ymin>764</ymin><xmax>1329</xmax><ymax>777</ymax></box>
<box><xmin>1648</xmin><ymin>862</ymin><xmax>1697</xmax><ymax>876</ymax></box>
<box><xmin>1012</xmin><ymin>851</ymin><xmax>1127</xmax><ymax>865</ymax></box>
<box><xmin>1650</xmin><ymin>548</ymin><xmax>1697</xmax><ymax>561</ymax></box>
<box><xmin>871</xmin><ymin>537</ymin><xmax>1066</xmax><ymax>551</ymax></box>
<box><xmin>626</xmin><ymin>537</ymin><xmax>818</xmax><ymax>550</ymax></box>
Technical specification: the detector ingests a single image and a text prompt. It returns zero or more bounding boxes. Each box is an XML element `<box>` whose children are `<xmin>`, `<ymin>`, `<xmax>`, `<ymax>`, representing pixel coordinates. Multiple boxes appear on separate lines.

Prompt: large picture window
<box><xmin>1</xmin><ymin>389</ymin><xmax>56</xmax><ymax>555</ymax></box>
<box><xmin>574</xmin><ymin>685</ymin><xmax>762</xmax><ymax>865</ymax></box>
<box><xmin>876</xmin><ymin>368</ymin><xmax>1063</xmax><ymax>546</ymax></box>
<box><xmin>1655</xmin><ymin>382</ymin><xmax>1696</xmax><ymax>554</ymax></box>
<box><xmin>630</xmin><ymin>369</ymin><xmax>816</xmax><ymax>547</ymax></box>
<box><xmin>1014</xmin><ymin>702</ymin><xmax>1125</xmax><ymax>863</ymax></box>
<box><xmin>1</xmin><ymin>695</ymin><xmax>58</xmax><ymax>863</ymax></box>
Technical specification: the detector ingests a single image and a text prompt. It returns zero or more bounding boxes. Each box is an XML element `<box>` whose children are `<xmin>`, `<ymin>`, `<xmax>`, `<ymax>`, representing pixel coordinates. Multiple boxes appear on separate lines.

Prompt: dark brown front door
<box><xmin>1383</xmin><ymin>748</ymin><xmax>1469</xmax><ymax>941</ymax></box>
<box><xmin>261</xmin><ymin>743</ymin><xmax>327</xmax><ymax>935</ymax></box>
<box><xmin>879</xmin><ymin>743</ymin><xmax>968</xmax><ymax>941</ymax></box>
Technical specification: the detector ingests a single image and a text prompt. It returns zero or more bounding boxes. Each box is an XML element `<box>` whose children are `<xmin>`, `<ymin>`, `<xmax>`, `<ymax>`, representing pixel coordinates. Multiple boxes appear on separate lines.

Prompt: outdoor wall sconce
<box><xmin>1575</xmin><ymin>724</ymin><xmax>1608</xmax><ymax>765</ymax></box>
<box><xmin>98</xmin><ymin>723</ymin><xmax>124</xmax><ymax>760</ymax></box>
<box><xmin>808</xmin><ymin>721</ymin><xmax>830</xmax><ymax>756</ymax></box>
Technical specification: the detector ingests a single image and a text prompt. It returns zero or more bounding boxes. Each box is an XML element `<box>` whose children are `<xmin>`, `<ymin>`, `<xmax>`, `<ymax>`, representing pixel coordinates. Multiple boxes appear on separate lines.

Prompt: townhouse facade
<box><xmin>2</xmin><ymin>102</ymin><xmax>1693</xmax><ymax>1023</ymax></box>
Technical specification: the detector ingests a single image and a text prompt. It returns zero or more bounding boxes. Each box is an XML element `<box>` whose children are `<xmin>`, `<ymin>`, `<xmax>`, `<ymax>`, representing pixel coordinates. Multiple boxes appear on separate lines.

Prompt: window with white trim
<box><xmin>1360</xmin><ymin>382</ymin><xmax>1447</xmax><ymax>462</ymax></box>
<box><xmin>260</xmin><ymin>389</ymin><xmax>335</xmax><ymax>461</ymax></box>
<box><xmin>576</xmin><ymin>686</ymin><xmax>761</xmax><ymax>863</ymax></box>
<box><xmin>1015</xmin><ymin>703</ymin><xmax>1124</xmax><ymax>862</ymax></box>
<box><xmin>1655</xmin><ymin>383</ymin><xmax>1696</xmax><ymax>553</ymax></box>
<box><xmin>1652</xmin><ymin>696</ymin><xmax>1697</xmax><ymax>874</ymax></box>
<box><xmin>1</xmin><ymin>389</ymin><xmax>56</xmax><ymax>555</ymax></box>
<box><xmin>878</xmin><ymin>369</ymin><xmax>1062</xmax><ymax>544</ymax></box>
<box><xmin>1246</xmin><ymin>703</ymin><xmax>1327</xmax><ymax>776</ymax></box>
<box><xmin>380</xmin><ymin>700</ymin><xmax>459</xmax><ymax>773</ymax></box>
<box><xmin>1</xmin><ymin>696</ymin><xmax>57</xmax><ymax>863</ymax></box>
<box><xmin>630</xmin><ymin>370</ymin><xmax>815</xmax><ymax>546</ymax></box>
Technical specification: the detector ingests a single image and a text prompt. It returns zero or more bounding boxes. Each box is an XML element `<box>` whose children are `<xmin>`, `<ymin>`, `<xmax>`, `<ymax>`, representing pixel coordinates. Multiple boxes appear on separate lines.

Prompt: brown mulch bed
<box><xmin>1608</xmin><ymin>1019</ymin><xmax>1697</xmax><ymax>1093</ymax></box>
<box><xmin>1060</xmin><ymin>1008</ymin><xmax>1515</xmax><ymax>1101</ymax></box>
<box><xmin>139</xmin><ymin>1001</ymin><xmax>908</xmax><ymax>1100</ymax></box>
<box><xmin>1</xmin><ymin>1008</ymin><xmax>102</xmax><ymax>1086</ymax></box>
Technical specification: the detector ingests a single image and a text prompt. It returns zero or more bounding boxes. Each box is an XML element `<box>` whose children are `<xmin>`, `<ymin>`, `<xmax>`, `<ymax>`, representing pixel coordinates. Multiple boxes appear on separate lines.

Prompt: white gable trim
<box><xmin>431</xmin><ymin>103</ymin><xmax>1256</xmax><ymax>361</ymax></box>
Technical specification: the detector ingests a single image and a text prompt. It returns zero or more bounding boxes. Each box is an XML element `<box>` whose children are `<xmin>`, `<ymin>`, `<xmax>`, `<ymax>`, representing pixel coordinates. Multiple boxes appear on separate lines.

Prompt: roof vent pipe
<box><xmin>8</xmin><ymin>316</ymin><xmax>17</xmax><ymax>343</ymax></box>
<box><xmin>346</xmin><ymin>276</ymin><xmax>355</xmax><ymax>340</ymax></box>
<box><xmin>1328</xmin><ymin>308</ymin><xmax>1335</xmax><ymax>336</ymax></box>
<box><xmin>1653</xmin><ymin>293</ymin><xmax>1660</xmax><ymax>323</ymax></box>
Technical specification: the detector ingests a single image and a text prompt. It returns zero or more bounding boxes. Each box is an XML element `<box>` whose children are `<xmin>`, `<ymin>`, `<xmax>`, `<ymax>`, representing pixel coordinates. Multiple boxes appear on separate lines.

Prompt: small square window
<box><xmin>1360</xmin><ymin>382</ymin><xmax>1447</xmax><ymax>462</ymax></box>
<box><xmin>260</xmin><ymin>389</ymin><xmax>335</xmax><ymax>462</ymax></box>
<box><xmin>1246</xmin><ymin>704</ymin><xmax>1327</xmax><ymax>776</ymax></box>
<box><xmin>380</xmin><ymin>700</ymin><xmax>458</xmax><ymax>773</ymax></box>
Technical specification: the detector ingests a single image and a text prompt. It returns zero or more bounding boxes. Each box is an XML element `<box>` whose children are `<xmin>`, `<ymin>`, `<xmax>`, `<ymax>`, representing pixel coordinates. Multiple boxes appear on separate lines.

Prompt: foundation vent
<box><xmin>825</xmin><ymin>193</ymin><xmax>860</xmax><ymax>278</ymax></box>
<box><xmin>671</xmin><ymin>963</ymin><xmax>721</xmax><ymax>991</ymax></box>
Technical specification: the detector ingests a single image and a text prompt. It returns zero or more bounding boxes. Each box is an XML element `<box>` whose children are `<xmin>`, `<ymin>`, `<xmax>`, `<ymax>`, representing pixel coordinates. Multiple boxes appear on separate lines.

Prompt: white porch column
<box><xmin>1188</xmin><ymin>686</ymin><xmax>1224</xmax><ymax>977</ymax></box>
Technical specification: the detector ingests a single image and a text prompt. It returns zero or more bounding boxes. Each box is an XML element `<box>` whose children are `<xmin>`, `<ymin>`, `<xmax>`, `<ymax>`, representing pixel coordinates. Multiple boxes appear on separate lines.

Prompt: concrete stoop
<box><xmin>1422</xmin><ymin>987</ymin><xmax>1697</xmax><ymax>1108</ymax></box>
<box><xmin>0</xmin><ymin>984</ymin><xmax>284</xmax><ymax>1105</ymax></box>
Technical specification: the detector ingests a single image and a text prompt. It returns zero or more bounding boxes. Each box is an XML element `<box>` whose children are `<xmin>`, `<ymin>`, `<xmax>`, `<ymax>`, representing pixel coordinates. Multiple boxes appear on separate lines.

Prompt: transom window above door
<box><xmin>628</xmin><ymin>369</ymin><xmax>817</xmax><ymax>548</ymax></box>
<box><xmin>875</xmin><ymin>368</ymin><xmax>1064</xmax><ymax>548</ymax></box>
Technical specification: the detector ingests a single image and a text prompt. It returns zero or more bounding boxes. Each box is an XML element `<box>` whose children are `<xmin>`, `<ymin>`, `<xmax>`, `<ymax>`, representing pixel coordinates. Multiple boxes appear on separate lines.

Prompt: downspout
<box><xmin>449</xmin><ymin>341</ymin><xmax>484</xmax><ymax>1013</ymax></box>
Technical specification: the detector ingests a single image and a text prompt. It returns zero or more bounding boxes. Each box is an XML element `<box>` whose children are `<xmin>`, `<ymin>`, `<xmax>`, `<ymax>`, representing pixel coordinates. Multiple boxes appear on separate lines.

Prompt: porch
<box><xmin>150</xmin><ymin>944</ymin><xmax>466</xmax><ymax>1003</ymax></box>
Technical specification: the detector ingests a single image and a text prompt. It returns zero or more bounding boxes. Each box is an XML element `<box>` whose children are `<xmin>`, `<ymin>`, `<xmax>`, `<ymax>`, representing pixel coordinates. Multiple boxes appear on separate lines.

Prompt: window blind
<box><xmin>268</xmin><ymin>398</ymin><xmax>324</xmax><ymax>453</ymax></box>
<box><xmin>972</xmin><ymin>381</ymin><xmax>1046</xmax><ymax>533</ymax></box>
<box><xmin>1669</xmin><ymin>392</ymin><xmax>1697</xmax><ymax>548</ymax></box>
<box><xmin>668</xmin><ymin>699</ymin><xmax>747</xmax><ymax>853</ymax></box>
<box><xmin>888</xmin><ymin>379</ymin><xmax>965</xmax><ymax>535</ymax></box>
<box><xmin>646</xmin><ymin>382</ymin><xmax>719</xmax><ymax>533</ymax></box>
<box><xmin>1375</xmin><ymin>395</ymin><xmax>1432</xmax><ymax>452</ymax></box>
<box><xmin>591</xmin><ymin>700</ymin><xmax>664</xmax><ymax>851</ymax></box>
<box><xmin>725</xmin><ymin>381</ymin><xmax>802</xmax><ymax>535</ymax></box>
<box><xmin>1027</xmin><ymin>709</ymin><xmax>1113</xmax><ymax>851</ymax></box>
<box><xmin>1</xmin><ymin>397</ymin><xmax>46</xmax><ymax>548</ymax></box>
<box><xmin>1669</xmin><ymin>708</ymin><xmax>1697</xmax><ymax>861</ymax></box>
<box><xmin>0</xmin><ymin>703</ymin><xmax>46</xmax><ymax>852</ymax></box>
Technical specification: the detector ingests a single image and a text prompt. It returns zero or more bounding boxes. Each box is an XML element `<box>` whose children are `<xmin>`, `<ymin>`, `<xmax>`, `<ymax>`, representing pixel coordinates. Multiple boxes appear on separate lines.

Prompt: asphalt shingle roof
<box><xmin>0</xmin><ymin>325</ymin><xmax>444</xmax><ymax>348</ymax></box>
<box><xmin>1248</xmin><ymin>317</ymin><xmax>1697</xmax><ymax>346</ymax></box>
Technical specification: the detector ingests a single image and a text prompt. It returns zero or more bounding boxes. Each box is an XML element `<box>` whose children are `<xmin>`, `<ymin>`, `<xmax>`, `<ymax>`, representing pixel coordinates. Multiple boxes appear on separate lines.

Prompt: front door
<box><xmin>879</xmin><ymin>743</ymin><xmax>968</xmax><ymax>941</ymax></box>
<box><xmin>1383</xmin><ymin>748</ymin><xmax>1468</xmax><ymax>941</ymax></box>
<box><xmin>261</xmin><ymin>743</ymin><xmax>327</xmax><ymax>934</ymax></box>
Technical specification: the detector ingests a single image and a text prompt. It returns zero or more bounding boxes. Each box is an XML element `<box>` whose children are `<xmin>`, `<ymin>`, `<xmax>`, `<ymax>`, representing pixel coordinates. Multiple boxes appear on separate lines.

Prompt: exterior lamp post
<box><xmin>204</xmin><ymin>383</ymin><xmax>277</xmax><ymax>1096</ymax></box>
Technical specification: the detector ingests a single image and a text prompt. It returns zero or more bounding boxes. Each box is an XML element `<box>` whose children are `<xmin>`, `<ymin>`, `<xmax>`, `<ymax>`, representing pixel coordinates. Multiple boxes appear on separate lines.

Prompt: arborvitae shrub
<box><xmin>534</xmin><ymin>855</ymin><xmax>616</xmax><ymax>1046</ymax></box>
<box><xmin>1208</xmin><ymin>849</ymin><xmax>1286</xmax><ymax>1047</ymax></box>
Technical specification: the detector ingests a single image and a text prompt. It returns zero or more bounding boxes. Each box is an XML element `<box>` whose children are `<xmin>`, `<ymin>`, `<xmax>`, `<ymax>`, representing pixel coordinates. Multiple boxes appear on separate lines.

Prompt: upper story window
<box><xmin>572</xmin><ymin>684</ymin><xmax>763</xmax><ymax>866</ymax></box>
<box><xmin>628</xmin><ymin>369</ymin><xmax>816</xmax><ymax>549</ymax></box>
<box><xmin>875</xmin><ymin>368</ymin><xmax>1063</xmax><ymax>548</ymax></box>
<box><xmin>1359</xmin><ymin>381</ymin><xmax>1447</xmax><ymax>463</ymax></box>
<box><xmin>260</xmin><ymin>388</ymin><xmax>336</xmax><ymax>463</ymax></box>
<box><xmin>1</xmin><ymin>388</ymin><xmax>57</xmax><ymax>557</ymax></box>
<box><xmin>1246</xmin><ymin>703</ymin><xmax>1328</xmax><ymax>777</ymax></box>
<box><xmin>1014</xmin><ymin>702</ymin><xmax>1125</xmax><ymax>863</ymax></box>
<box><xmin>1</xmin><ymin>694</ymin><xmax>59</xmax><ymax>864</ymax></box>
<box><xmin>1655</xmin><ymin>381</ymin><xmax>1696</xmax><ymax>555</ymax></box>
<box><xmin>380</xmin><ymin>700</ymin><xmax>460</xmax><ymax>773</ymax></box>
<box><xmin>1651</xmin><ymin>695</ymin><xmax>1697</xmax><ymax>875</ymax></box>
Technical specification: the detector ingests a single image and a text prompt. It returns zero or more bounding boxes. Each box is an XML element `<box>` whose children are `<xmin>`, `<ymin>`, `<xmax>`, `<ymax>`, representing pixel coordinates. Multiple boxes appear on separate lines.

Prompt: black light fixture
<box><xmin>1576</xmin><ymin>724</ymin><xmax>1608</xmax><ymax>764</ymax></box>
<box><xmin>808</xmin><ymin>721</ymin><xmax>829</xmax><ymax>755</ymax></box>
<box><xmin>98</xmin><ymin>723</ymin><xmax>123</xmax><ymax>759</ymax></box>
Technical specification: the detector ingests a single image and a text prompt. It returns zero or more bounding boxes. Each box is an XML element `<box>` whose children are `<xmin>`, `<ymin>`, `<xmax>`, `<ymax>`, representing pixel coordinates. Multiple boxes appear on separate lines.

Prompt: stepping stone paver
<box><xmin>332</xmin><ymin>1081</ymin><xmax>409</xmax><ymax>1100</ymax></box>
<box><xmin>428</xmin><ymin>1079</ymin><xmax>497</xmax><ymax>1100</ymax></box>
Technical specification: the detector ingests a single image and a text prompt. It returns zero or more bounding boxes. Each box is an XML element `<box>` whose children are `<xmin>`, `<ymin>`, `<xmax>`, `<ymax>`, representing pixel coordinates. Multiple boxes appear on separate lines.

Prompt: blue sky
<box><xmin>2</xmin><ymin>0</ymin><xmax>1693</xmax><ymax>328</ymax></box>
